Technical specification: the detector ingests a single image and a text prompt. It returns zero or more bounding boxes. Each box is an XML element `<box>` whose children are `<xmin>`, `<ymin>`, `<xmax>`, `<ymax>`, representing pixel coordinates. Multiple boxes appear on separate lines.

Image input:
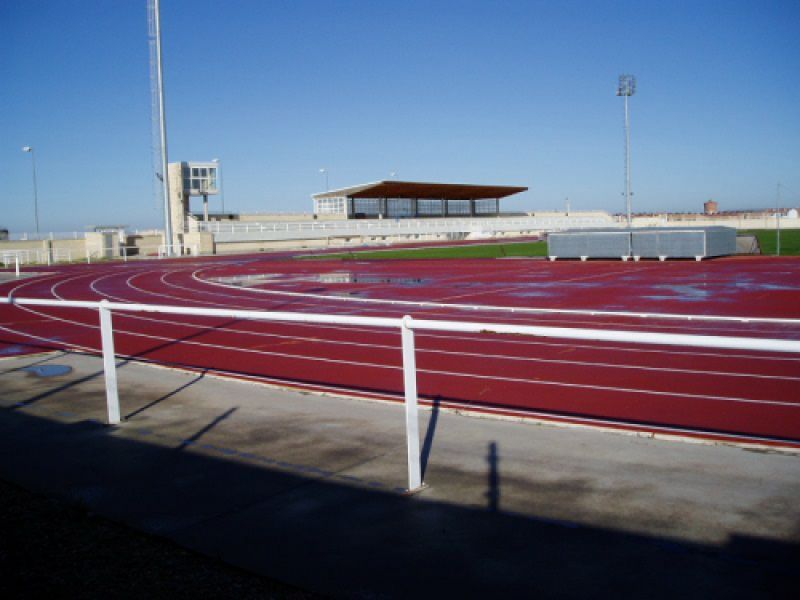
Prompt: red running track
<box><xmin>2</xmin><ymin>254</ymin><xmax>799</xmax><ymax>446</ymax></box>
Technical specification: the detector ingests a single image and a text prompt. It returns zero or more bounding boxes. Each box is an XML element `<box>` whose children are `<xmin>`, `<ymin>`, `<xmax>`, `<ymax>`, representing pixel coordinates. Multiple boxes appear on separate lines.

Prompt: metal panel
<box><xmin>550</xmin><ymin>227</ymin><xmax>737</xmax><ymax>260</ymax></box>
<box><xmin>632</xmin><ymin>230</ymin><xmax>705</xmax><ymax>258</ymax></box>
<box><xmin>632</xmin><ymin>228</ymin><xmax>736</xmax><ymax>258</ymax></box>
<box><xmin>704</xmin><ymin>227</ymin><xmax>737</xmax><ymax>257</ymax></box>
<box><xmin>548</xmin><ymin>231</ymin><xmax>630</xmax><ymax>258</ymax></box>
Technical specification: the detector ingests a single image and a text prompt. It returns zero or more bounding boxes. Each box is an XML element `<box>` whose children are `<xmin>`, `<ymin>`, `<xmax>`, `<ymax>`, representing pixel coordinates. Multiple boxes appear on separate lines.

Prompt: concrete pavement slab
<box><xmin>0</xmin><ymin>351</ymin><xmax>798</xmax><ymax>597</ymax></box>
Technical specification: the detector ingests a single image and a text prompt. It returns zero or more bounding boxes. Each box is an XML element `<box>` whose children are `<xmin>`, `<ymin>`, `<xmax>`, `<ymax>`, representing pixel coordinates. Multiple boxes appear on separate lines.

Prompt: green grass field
<box><xmin>740</xmin><ymin>229</ymin><xmax>800</xmax><ymax>256</ymax></box>
<box><xmin>300</xmin><ymin>240</ymin><xmax>548</xmax><ymax>260</ymax></box>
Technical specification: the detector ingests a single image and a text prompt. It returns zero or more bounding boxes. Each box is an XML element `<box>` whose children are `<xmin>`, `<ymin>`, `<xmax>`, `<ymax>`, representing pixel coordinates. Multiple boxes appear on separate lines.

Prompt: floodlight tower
<box><xmin>21</xmin><ymin>146</ymin><xmax>40</xmax><ymax>234</ymax></box>
<box><xmin>617</xmin><ymin>74</ymin><xmax>636</xmax><ymax>227</ymax></box>
<box><xmin>148</xmin><ymin>0</ymin><xmax>173</xmax><ymax>255</ymax></box>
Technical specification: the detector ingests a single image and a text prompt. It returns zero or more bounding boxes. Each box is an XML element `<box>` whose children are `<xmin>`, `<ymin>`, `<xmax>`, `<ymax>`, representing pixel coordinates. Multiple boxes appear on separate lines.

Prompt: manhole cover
<box><xmin>23</xmin><ymin>364</ymin><xmax>73</xmax><ymax>377</ymax></box>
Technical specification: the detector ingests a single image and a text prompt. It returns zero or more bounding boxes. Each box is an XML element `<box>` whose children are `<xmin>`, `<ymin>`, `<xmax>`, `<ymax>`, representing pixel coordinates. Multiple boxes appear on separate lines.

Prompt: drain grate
<box><xmin>22</xmin><ymin>364</ymin><xmax>73</xmax><ymax>377</ymax></box>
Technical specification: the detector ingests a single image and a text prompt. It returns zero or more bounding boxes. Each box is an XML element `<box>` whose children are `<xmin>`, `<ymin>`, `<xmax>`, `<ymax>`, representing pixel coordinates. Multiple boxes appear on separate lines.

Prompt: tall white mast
<box><xmin>148</xmin><ymin>0</ymin><xmax>173</xmax><ymax>254</ymax></box>
<box><xmin>617</xmin><ymin>75</ymin><xmax>636</xmax><ymax>227</ymax></box>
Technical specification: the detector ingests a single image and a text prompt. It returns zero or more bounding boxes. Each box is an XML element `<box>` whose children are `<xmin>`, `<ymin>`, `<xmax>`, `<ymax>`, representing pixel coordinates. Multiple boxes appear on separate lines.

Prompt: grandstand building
<box><xmin>312</xmin><ymin>181</ymin><xmax>527</xmax><ymax>219</ymax></box>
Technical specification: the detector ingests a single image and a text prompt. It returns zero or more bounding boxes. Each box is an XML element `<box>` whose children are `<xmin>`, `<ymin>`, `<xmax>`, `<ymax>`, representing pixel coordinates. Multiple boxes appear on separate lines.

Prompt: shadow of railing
<box><xmin>487</xmin><ymin>441</ymin><xmax>500</xmax><ymax>513</ymax></box>
<box><xmin>177</xmin><ymin>407</ymin><xmax>237</xmax><ymax>451</ymax></box>
<box><xmin>421</xmin><ymin>395</ymin><xmax>441</xmax><ymax>479</ymax></box>
<box><xmin>126</xmin><ymin>370</ymin><xmax>209</xmax><ymax>420</ymax></box>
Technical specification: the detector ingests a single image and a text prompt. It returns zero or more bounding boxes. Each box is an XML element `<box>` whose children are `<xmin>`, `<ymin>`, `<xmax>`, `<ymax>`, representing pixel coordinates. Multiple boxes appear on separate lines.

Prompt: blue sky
<box><xmin>2</xmin><ymin>0</ymin><xmax>799</xmax><ymax>232</ymax></box>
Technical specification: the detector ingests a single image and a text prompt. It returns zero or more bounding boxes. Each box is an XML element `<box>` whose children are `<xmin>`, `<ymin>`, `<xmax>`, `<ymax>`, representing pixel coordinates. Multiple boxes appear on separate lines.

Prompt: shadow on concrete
<box><xmin>126</xmin><ymin>370</ymin><xmax>208</xmax><ymax>420</ymax></box>
<box><xmin>0</xmin><ymin>408</ymin><xmax>797</xmax><ymax>598</ymax></box>
<box><xmin>5</xmin><ymin>333</ymin><xmax>800</xmax><ymax>447</ymax></box>
<box><xmin>0</xmin><ymin>350</ymin><xmax>70</xmax><ymax>375</ymax></box>
<box><xmin>2</xmin><ymin>318</ymin><xmax>238</xmax><ymax>410</ymax></box>
<box><xmin>177</xmin><ymin>407</ymin><xmax>237</xmax><ymax>451</ymax></box>
<box><xmin>11</xmin><ymin>367</ymin><xmax>107</xmax><ymax>408</ymax></box>
<box><xmin>487</xmin><ymin>441</ymin><xmax>500</xmax><ymax>512</ymax></box>
<box><xmin>420</xmin><ymin>395</ymin><xmax>441</xmax><ymax>479</ymax></box>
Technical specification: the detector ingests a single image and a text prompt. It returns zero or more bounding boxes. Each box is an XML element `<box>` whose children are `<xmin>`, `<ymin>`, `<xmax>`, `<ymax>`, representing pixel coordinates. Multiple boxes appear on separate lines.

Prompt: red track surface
<box><xmin>2</xmin><ymin>254</ymin><xmax>800</xmax><ymax>446</ymax></box>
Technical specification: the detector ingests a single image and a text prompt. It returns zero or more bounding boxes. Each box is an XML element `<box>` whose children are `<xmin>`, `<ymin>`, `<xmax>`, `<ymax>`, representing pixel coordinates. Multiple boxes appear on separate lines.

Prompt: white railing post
<box><xmin>401</xmin><ymin>315</ymin><xmax>423</xmax><ymax>491</ymax></box>
<box><xmin>15</xmin><ymin>254</ymin><xmax>20</xmax><ymax>278</ymax></box>
<box><xmin>98</xmin><ymin>300</ymin><xmax>121</xmax><ymax>425</ymax></box>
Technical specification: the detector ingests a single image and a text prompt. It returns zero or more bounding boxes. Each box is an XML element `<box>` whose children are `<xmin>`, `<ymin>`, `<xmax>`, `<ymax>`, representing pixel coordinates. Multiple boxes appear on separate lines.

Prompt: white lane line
<box><xmin>4</xmin><ymin>307</ymin><xmax>797</xmax><ymax>410</ymax></box>
<box><xmin>57</xmin><ymin>273</ymin><xmax>800</xmax><ymax>384</ymax></box>
<box><xmin>2</xmin><ymin>314</ymin><xmax>790</xmax><ymax>445</ymax></box>
<box><xmin>22</xmin><ymin>274</ymin><xmax>800</xmax><ymax>409</ymax></box>
<box><xmin>5</xmin><ymin>266</ymin><xmax>800</xmax><ymax>412</ymax></box>
<box><xmin>12</xmin><ymin>266</ymin><xmax>799</xmax><ymax>378</ymax></box>
<box><xmin>98</xmin><ymin>269</ymin><xmax>800</xmax><ymax>380</ymax></box>
<box><xmin>434</xmin><ymin>264</ymin><xmax>654</xmax><ymax>302</ymax></box>
<box><xmin>175</xmin><ymin>267</ymin><xmax>800</xmax><ymax>363</ymax></box>
<box><xmin>189</xmin><ymin>266</ymin><xmax>800</xmax><ymax>336</ymax></box>
<box><xmin>415</xmin><ymin>366</ymin><xmax>800</xmax><ymax>408</ymax></box>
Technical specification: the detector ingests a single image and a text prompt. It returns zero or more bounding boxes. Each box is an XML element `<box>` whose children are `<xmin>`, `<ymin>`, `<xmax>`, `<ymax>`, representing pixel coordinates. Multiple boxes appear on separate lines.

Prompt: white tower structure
<box><xmin>148</xmin><ymin>0</ymin><xmax>173</xmax><ymax>253</ymax></box>
<box><xmin>617</xmin><ymin>74</ymin><xmax>636</xmax><ymax>227</ymax></box>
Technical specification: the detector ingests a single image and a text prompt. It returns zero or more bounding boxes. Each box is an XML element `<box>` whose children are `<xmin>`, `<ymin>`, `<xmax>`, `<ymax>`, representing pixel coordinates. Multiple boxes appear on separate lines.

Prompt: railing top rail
<box><xmin>2</xmin><ymin>296</ymin><xmax>799</xmax><ymax>355</ymax></box>
<box><xmin>197</xmin><ymin>215</ymin><xmax>616</xmax><ymax>234</ymax></box>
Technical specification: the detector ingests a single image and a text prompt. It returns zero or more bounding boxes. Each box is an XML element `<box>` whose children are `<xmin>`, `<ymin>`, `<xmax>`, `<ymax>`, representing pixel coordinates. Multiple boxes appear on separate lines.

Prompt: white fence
<box><xmin>0</xmin><ymin>244</ymin><xmax>200</xmax><ymax>267</ymax></box>
<box><xmin>2</xmin><ymin>296</ymin><xmax>799</xmax><ymax>491</ymax></box>
<box><xmin>8</xmin><ymin>231</ymin><xmax>87</xmax><ymax>241</ymax></box>
<box><xmin>2</xmin><ymin>248</ymin><xmax>74</xmax><ymax>268</ymax></box>
<box><xmin>194</xmin><ymin>216</ymin><xmax>615</xmax><ymax>243</ymax></box>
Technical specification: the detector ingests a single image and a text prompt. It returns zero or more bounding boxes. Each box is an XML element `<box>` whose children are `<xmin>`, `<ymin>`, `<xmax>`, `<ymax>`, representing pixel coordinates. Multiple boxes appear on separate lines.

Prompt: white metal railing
<box><xmin>1</xmin><ymin>244</ymin><xmax>202</xmax><ymax>268</ymax></box>
<box><xmin>2</xmin><ymin>296</ymin><xmax>800</xmax><ymax>491</ymax></box>
<box><xmin>1</xmin><ymin>252</ymin><xmax>22</xmax><ymax>277</ymax></box>
<box><xmin>1</xmin><ymin>248</ymin><xmax>73</xmax><ymax>267</ymax></box>
<box><xmin>194</xmin><ymin>216</ymin><xmax>615</xmax><ymax>237</ymax></box>
<box><xmin>9</xmin><ymin>231</ymin><xmax>87</xmax><ymax>241</ymax></box>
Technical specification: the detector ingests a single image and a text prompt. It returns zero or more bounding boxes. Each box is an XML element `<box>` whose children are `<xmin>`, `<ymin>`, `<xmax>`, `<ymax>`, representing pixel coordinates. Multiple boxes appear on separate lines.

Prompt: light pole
<box><xmin>319</xmin><ymin>168</ymin><xmax>329</xmax><ymax>191</ymax></box>
<box><xmin>617</xmin><ymin>74</ymin><xmax>636</xmax><ymax>228</ymax></box>
<box><xmin>21</xmin><ymin>146</ymin><xmax>40</xmax><ymax>235</ymax></box>
<box><xmin>212</xmin><ymin>158</ymin><xmax>224</xmax><ymax>214</ymax></box>
<box><xmin>777</xmin><ymin>182</ymin><xmax>782</xmax><ymax>256</ymax></box>
<box><xmin>151</xmin><ymin>0</ymin><xmax>173</xmax><ymax>255</ymax></box>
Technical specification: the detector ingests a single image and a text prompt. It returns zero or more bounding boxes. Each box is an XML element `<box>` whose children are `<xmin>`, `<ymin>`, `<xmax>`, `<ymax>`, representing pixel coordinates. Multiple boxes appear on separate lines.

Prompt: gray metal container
<box><xmin>547</xmin><ymin>230</ymin><xmax>630</xmax><ymax>259</ymax></box>
<box><xmin>548</xmin><ymin>227</ymin><xmax>737</xmax><ymax>260</ymax></box>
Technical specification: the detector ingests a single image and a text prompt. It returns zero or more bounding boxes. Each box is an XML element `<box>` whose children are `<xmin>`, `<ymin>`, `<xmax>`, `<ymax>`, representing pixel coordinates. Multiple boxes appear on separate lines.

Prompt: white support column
<box><xmin>15</xmin><ymin>254</ymin><xmax>20</xmax><ymax>278</ymax></box>
<box><xmin>99</xmin><ymin>300</ymin><xmax>121</xmax><ymax>425</ymax></box>
<box><xmin>400</xmin><ymin>315</ymin><xmax>423</xmax><ymax>492</ymax></box>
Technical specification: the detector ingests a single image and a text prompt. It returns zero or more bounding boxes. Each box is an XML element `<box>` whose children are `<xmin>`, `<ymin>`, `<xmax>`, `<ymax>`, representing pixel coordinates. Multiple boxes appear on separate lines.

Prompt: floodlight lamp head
<box><xmin>616</xmin><ymin>74</ymin><xmax>636</xmax><ymax>96</ymax></box>
<box><xmin>22</xmin><ymin>146</ymin><xmax>32</xmax><ymax>152</ymax></box>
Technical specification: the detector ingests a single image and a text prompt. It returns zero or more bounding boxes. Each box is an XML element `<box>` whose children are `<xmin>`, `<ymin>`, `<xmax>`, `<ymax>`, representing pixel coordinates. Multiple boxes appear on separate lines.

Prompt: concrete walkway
<box><xmin>1</xmin><ymin>352</ymin><xmax>798</xmax><ymax>598</ymax></box>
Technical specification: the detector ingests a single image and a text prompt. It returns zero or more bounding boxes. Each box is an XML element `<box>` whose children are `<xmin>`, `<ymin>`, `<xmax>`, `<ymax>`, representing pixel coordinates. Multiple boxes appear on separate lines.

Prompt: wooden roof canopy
<box><xmin>313</xmin><ymin>181</ymin><xmax>528</xmax><ymax>201</ymax></box>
